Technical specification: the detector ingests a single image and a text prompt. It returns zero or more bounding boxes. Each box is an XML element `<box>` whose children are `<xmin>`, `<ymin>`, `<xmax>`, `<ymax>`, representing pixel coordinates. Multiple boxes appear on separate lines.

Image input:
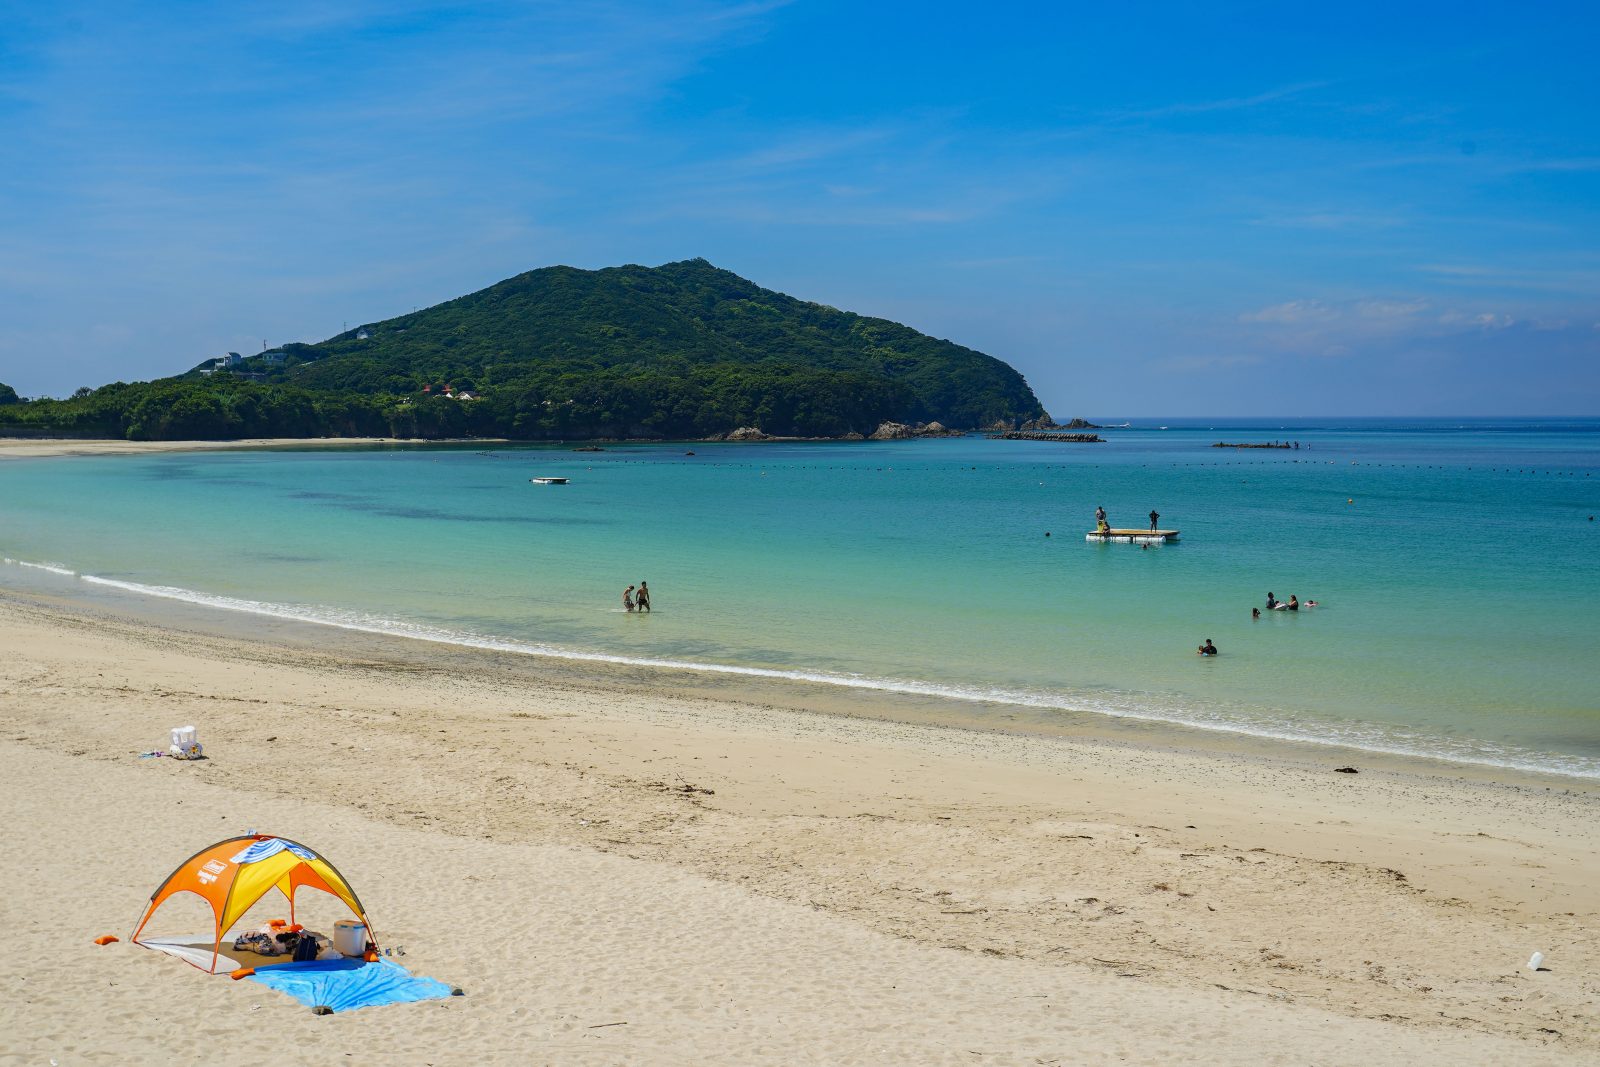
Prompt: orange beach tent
<box><xmin>132</xmin><ymin>835</ymin><xmax>377</xmax><ymax>973</ymax></box>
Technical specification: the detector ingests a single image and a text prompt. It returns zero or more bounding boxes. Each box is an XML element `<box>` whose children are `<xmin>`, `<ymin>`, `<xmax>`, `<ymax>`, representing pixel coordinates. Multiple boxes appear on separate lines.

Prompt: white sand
<box><xmin>1</xmin><ymin>590</ymin><xmax>1594</xmax><ymax>1064</ymax></box>
<box><xmin>0</xmin><ymin>437</ymin><xmax>487</xmax><ymax>458</ymax></box>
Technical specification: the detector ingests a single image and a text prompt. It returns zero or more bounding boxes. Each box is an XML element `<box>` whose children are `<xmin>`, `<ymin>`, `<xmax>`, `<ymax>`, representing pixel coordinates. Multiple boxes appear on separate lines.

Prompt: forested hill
<box><xmin>0</xmin><ymin>260</ymin><xmax>1047</xmax><ymax>441</ymax></box>
<box><xmin>286</xmin><ymin>259</ymin><xmax>1044</xmax><ymax>434</ymax></box>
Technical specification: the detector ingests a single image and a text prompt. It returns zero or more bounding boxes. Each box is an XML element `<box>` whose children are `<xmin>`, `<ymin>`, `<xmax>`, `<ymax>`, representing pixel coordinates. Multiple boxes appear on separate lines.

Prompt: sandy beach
<box><xmin>1</xmin><ymin>585</ymin><xmax>1595</xmax><ymax>1064</ymax></box>
<box><xmin>0</xmin><ymin>437</ymin><xmax>488</xmax><ymax>458</ymax></box>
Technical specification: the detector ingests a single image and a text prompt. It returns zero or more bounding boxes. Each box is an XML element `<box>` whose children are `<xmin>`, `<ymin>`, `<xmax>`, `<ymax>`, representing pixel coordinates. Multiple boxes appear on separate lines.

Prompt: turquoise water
<box><xmin>3</xmin><ymin>418</ymin><xmax>1598</xmax><ymax>776</ymax></box>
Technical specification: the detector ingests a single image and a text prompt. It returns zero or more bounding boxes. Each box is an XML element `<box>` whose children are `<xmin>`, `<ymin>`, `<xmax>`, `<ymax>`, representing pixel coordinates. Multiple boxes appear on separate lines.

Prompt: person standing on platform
<box><xmin>1149</xmin><ymin>509</ymin><xmax>1160</xmax><ymax>532</ymax></box>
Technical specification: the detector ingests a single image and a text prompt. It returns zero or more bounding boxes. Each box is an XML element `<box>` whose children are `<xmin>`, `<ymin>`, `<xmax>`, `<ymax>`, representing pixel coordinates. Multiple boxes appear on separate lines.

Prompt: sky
<box><xmin>1</xmin><ymin>0</ymin><xmax>1597</xmax><ymax>415</ymax></box>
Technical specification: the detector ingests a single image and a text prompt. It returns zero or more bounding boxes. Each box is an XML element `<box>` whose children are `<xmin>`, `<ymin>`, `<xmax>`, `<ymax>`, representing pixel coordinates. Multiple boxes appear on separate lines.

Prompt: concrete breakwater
<box><xmin>988</xmin><ymin>431</ymin><xmax>1104</xmax><ymax>442</ymax></box>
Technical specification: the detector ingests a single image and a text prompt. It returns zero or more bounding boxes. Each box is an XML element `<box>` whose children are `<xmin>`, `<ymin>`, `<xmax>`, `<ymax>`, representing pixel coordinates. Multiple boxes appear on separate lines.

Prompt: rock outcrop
<box><xmin>725</xmin><ymin>426</ymin><xmax>769</xmax><ymax>442</ymax></box>
<box><xmin>869</xmin><ymin>421</ymin><xmax>965</xmax><ymax>440</ymax></box>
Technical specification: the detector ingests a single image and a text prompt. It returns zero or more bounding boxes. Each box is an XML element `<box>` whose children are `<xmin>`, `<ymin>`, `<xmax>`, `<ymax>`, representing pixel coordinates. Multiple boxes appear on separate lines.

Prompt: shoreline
<box><xmin>0</xmin><ymin>436</ymin><xmax>502</xmax><ymax>458</ymax></box>
<box><xmin>0</xmin><ymin>427</ymin><xmax>978</xmax><ymax>459</ymax></box>
<box><xmin>5</xmin><ymin>554</ymin><xmax>1597</xmax><ymax>785</ymax></box>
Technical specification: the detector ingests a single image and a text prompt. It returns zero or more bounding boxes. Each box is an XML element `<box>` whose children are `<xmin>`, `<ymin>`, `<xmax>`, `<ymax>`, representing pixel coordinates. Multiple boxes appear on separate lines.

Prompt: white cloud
<box><xmin>1238</xmin><ymin>300</ymin><xmax>1337</xmax><ymax>324</ymax></box>
<box><xmin>1119</xmin><ymin>80</ymin><xmax>1328</xmax><ymax>120</ymax></box>
<box><xmin>1438</xmin><ymin>310</ymin><xmax>1515</xmax><ymax>330</ymax></box>
<box><xmin>1353</xmin><ymin>299</ymin><xmax>1427</xmax><ymax>320</ymax></box>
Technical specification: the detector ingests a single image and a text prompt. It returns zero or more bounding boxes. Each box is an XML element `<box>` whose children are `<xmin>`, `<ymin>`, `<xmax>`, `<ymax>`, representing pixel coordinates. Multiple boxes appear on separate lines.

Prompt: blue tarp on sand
<box><xmin>247</xmin><ymin>958</ymin><xmax>454</xmax><ymax>1012</ymax></box>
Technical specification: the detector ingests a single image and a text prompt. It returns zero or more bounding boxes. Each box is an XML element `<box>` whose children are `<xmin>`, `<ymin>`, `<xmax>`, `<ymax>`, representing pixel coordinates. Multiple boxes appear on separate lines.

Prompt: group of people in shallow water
<box><xmin>1202</xmin><ymin>592</ymin><xmax>1323</xmax><ymax>655</ymax></box>
<box><xmin>622</xmin><ymin>581</ymin><xmax>651</xmax><ymax>613</ymax></box>
<box><xmin>1252</xmin><ymin>591</ymin><xmax>1317</xmax><ymax>619</ymax></box>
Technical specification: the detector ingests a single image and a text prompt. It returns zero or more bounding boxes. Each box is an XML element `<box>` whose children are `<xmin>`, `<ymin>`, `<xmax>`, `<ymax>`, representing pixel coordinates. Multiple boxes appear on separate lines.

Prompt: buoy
<box><xmin>1348</xmin><ymin>498</ymin><xmax>1353</xmax><ymax>504</ymax></box>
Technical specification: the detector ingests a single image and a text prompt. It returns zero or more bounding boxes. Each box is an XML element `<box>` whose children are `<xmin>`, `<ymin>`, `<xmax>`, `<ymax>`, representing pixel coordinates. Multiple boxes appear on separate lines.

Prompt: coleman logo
<box><xmin>197</xmin><ymin>860</ymin><xmax>228</xmax><ymax>885</ymax></box>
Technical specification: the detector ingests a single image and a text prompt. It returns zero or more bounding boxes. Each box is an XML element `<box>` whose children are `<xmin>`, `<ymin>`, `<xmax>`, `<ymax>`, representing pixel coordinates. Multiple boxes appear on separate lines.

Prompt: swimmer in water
<box><xmin>1196</xmin><ymin>638</ymin><xmax>1218</xmax><ymax>656</ymax></box>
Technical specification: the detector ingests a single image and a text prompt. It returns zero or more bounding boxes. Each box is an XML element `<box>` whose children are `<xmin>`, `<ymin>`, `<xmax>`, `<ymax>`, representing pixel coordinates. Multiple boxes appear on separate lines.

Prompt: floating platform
<box><xmin>530</xmin><ymin>477</ymin><xmax>569</xmax><ymax>485</ymax></box>
<box><xmin>1086</xmin><ymin>528</ymin><xmax>1180</xmax><ymax>544</ymax></box>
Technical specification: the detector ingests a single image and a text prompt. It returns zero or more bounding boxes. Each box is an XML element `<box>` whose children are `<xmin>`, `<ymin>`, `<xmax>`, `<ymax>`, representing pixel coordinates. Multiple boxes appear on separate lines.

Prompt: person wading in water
<box><xmin>636</xmin><ymin>581</ymin><xmax>651</xmax><ymax>613</ymax></box>
<box><xmin>622</xmin><ymin>585</ymin><xmax>635</xmax><ymax>612</ymax></box>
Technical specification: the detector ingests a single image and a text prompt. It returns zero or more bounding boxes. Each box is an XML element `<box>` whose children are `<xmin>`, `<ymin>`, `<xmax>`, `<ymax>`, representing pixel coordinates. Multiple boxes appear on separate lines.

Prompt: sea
<box><xmin>2</xmin><ymin>417</ymin><xmax>1597</xmax><ymax>778</ymax></box>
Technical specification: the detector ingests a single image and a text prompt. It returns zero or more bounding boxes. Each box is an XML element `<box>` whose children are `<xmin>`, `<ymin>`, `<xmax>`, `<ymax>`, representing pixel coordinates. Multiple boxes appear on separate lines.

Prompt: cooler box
<box><xmin>333</xmin><ymin>920</ymin><xmax>368</xmax><ymax>957</ymax></box>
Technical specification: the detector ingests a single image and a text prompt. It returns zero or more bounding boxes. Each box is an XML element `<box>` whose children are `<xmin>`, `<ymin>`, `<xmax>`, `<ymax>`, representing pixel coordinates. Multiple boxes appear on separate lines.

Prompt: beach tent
<box><xmin>132</xmin><ymin>834</ymin><xmax>376</xmax><ymax>974</ymax></box>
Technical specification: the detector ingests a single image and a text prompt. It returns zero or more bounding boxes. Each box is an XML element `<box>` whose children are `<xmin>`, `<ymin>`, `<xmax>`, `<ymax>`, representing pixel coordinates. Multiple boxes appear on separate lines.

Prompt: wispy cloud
<box><xmin>1239</xmin><ymin>300</ymin><xmax>1340</xmax><ymax>324</ymax></box>
<box><xmin>1249</xmin><ymin>210</ymin><xmax>1408</xmax><ymax>230</ymax></box>
<box><xmin>1417</xmin><ymin>263</ymin><xmax>1600</xmax><ymax>294</ymax></box>
<box><xmin>1117</xmin><ymin>80</ymin><xmax>1328</xmax><ymax>120</ymax></box>
<box><xmin>1154</xmin><ymin>352</ymin><xmax>1263</xmax><ymax>372</ymax></box>
<box><xmin>1233</xmin><ymin>294</ymin><xmax>1563</xmax><ymax>359</ymax></box>
<box><xmin>730</xmin><ymin>126</ymin><xmax>897</xmax><ymax>169</ymax></box>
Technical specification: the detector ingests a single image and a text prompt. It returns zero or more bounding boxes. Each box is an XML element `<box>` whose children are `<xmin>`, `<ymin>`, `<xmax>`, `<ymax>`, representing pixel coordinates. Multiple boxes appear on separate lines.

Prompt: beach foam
<box><xmin>4</xmin><ymin>557</ymin><xmax>77</xmax><ymax>577</ymax></box>
<box><xmin>0</xmin><ymin>559</ymin><xmax>1575</xmax><ymax>780</ymax></box>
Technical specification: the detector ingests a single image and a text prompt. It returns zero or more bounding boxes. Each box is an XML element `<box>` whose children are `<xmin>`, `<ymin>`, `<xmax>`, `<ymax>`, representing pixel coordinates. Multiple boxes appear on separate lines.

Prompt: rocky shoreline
<box><xmin>695</xmin><ymin>415</ymin><xmax>1103</xmax><ymax>444</ymax></box>
<box><xmin>699</xmin><ymin>420</ymin><xmax>968</xmax><ymax>443</ymax></box>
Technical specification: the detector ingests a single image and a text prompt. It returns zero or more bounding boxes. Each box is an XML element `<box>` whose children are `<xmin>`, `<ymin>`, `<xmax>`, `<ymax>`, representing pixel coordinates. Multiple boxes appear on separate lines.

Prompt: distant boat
<box><xmin>530</xmin><ymin>477</ymin><xmax>569</xmax><ymax>485</ymax></box>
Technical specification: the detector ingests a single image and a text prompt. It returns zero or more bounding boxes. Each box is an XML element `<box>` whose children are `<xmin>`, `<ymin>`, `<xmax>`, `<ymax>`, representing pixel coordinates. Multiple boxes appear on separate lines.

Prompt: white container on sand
<box><xmin>168</xmin><ymin>726</ymin><xmax>202</xmax><ymax>759</ymax></box>
<box><xmin>333</xmin><ymin>920</ymin><xmax>368</xmax><ymax>957</ymax></box>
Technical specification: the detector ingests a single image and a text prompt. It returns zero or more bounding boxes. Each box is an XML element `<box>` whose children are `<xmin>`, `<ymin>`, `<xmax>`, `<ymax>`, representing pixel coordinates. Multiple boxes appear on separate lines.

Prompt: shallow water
<box><xmin>2</xmin><ymin>417</ymin><xmax>1597</xmax><ymax>776</ymax></box>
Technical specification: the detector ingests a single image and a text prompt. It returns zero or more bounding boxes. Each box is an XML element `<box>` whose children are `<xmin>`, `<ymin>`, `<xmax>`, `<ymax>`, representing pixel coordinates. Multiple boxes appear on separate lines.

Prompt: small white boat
<box><xmin>529</xmin><ymin>477</ymin><xmax>569</xmax><ymax>485</ymax></box>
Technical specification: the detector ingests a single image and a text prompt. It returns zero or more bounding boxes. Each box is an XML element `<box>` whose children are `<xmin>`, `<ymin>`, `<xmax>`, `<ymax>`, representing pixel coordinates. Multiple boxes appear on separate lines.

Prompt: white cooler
<box><xmin>333</xmin><ymin>920</ymin><xmax>368</xmax><ymax>957</ymax></box>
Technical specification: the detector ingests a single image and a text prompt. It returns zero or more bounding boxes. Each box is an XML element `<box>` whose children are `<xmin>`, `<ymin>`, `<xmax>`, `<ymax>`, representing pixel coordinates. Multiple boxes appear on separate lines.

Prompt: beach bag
<box><xmin>292</xmin><ymin>934</ymin><xmax>320</xmax><ymax>962</ymax></box>
<box><xmin>233</xmin><ymin>931</ymin><xmax>282</xmax><ymax>956</ymax></box>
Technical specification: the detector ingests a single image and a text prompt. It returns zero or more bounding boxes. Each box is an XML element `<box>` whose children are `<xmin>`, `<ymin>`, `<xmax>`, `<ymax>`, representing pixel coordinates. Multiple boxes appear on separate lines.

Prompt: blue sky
<box><xmin>1</xmin><ymin>0</ymin><xmax>1597</xmax><ymax>414</ymax></box>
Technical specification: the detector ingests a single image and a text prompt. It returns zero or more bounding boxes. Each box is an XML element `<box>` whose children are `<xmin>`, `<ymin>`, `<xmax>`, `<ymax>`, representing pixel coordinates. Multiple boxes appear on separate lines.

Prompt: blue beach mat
<box><xmin>247</xmin><ymin>957</ymin><xmax>454</xmax><ymax>1013</ymax></box>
